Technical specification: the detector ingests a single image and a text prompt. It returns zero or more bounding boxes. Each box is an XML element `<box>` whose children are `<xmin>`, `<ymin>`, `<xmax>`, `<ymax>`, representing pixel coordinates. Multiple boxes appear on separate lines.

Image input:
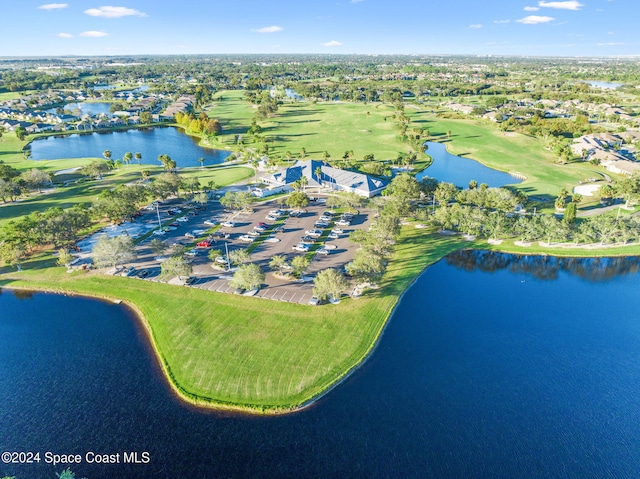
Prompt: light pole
<box><xmin>155</xmin><ymin>203</ymin><xmax>162</xmax><ymax>229</ymax></box>
<box><xmin>224</xmin><ymin>241</ymin><xmax>230</xmax><ymax>271</ymax></box>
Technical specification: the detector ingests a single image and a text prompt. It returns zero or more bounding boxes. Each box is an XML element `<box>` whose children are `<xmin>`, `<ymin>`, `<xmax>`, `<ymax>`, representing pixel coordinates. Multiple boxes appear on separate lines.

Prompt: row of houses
<box><xmin>161</xmin><ymin>94</ymin><xmax>196</xmax><ymax>120</ymax></box>
<box><xmin>571</xmin><ymin>132</ymin><xmax>640</xmax><ymax>176</ymax></box>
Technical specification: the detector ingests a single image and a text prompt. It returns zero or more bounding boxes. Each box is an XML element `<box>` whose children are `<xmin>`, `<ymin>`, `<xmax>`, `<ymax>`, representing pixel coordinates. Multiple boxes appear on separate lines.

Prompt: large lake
<box><xmin>28</xmin><ymin>127</ymin><xmax>231</xmax><ymax>168</ymax></box>
<box><xmin>416</xmin><ymin>141</ymin><xmax>522</xmax><ymax>188</ymax></box>
<box><xmin>3</xmin><ymin>252</ymin><xmax>640</xmax><ymax>478</ymax></box>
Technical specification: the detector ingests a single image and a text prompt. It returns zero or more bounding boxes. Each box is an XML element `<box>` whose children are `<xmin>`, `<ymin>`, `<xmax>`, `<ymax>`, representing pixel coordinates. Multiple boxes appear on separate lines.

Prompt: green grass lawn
<box><xmin>0</xmin><ymin>227</ymin><xmax>466</xmax><ymax>413</ymax></box>
<box><xmin>407</xmin><ymin>114</ymin><xmax>615</xmax><ymax>197</ymax></box>
<box><xmin>211</xmin><ymin>91</ymin><xmax>421</xmax><ymax>161</ymax></box>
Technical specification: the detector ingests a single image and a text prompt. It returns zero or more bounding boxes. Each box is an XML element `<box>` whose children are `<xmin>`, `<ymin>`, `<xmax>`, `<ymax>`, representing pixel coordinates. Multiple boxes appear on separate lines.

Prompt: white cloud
<box><xmin>516</xmin><ymin>15</ymin><xmax>555</xmax><ymax>24</ymax></box>
<box><xmin>57</xmin><ymin>32</ymin><xmax>73</xmax><ymax>38</ymax></box>
<box><xmin>598</xmin><ymin>42</ymin><xmax>624</xmax><ymax>46</ymax></box>
<box><xmin>322</xmin><ymin>40</ymin><xmax>343</xmax><ymax>47</ymax></box>
<box><xmin>351</xmin><ymin>0</ymin><xmax>365</xmax><ymax>3</ymax></box>
<box><xmin>469</xmin><ymin>24</ymin><xmax>483</xmax><ymax>29</ymax></box>
<box><xmin>38</xmin><ymin>3</ymin><xmax>68</xmax><ymax>10</ymax></box>
<box><xmin>524</xmin><ymin>6</ymin><xmax>540</xmax><ymax>11</ymax></box>
<box><xmin>494</xmin><ymin>19</ymin><xmax>511</xmax><ymax>24</ymax></box>
<box><xmin>251</xmin><ymin>26</ymin><xmax>283</xmax><ymax>33</ymax></box>
<box><xmin>84</xmin><ymin>6</ymin><xmax>147</xmax><ymax>18</ymax></box>
<box><xmin>80</xmin><ymin>31</ymin><xmax>109</xmax><ymax>37</ymax></box>
<box><xmin>538</xmin><ymin>1</ymin><xmax>583</xmax><ymax>10</ymax></box>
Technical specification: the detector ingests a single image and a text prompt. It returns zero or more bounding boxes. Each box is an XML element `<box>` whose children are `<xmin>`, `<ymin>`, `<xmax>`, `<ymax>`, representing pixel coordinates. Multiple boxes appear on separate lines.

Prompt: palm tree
<box><xmin>103</xmin><ymin>150</ymin><xmax>112</xmax><ymax>161</ymax></box>
<box><xmin>314</xmin><ymin>166</ymin><xmax>323</xmax><ymax>187</ymax></box>
<box><xmin>123</xmin><ymin>151</ymin><xmax>133</xmax><ymax>168</ymax></box>
<box><xmin>134</xmin><ymin>152</ymin><xmax>142</xmax><ymax>165</ymax></box>
<box><xmin>198</xmin><ymin>157</ymin><xmax>205</xmax><ymax>169</ymax></box>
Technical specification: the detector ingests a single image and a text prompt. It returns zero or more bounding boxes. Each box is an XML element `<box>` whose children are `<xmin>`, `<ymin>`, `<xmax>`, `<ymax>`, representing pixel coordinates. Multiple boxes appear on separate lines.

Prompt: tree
<box><xmin>56</xmin><ymin>248</ymin><xmax>74</xmax><ymax>268</ymax></box>
<box><xmin>616</xmin><ymin>173</ymin><xmax>640</xmax><ymax>208</ymax></box>
<box><xmin>90</xmin><ymin>235</ymin><xmax>136</xmax><ymax>268</ymax></box>
<box><xmin>269</xmin><ymin>255</ymin><xmax>289</xmax><ymax>274</ymax></box>
<box><xmin>80</xmin><ymin>160</ymin><xmax>111</xmax><ymax>179</ymax></box>
<box><xmin>228</xmin><ymin>248</ymin><xmax>251</xmax><ymax>265</ymax></box>
<box><xmin>152</xmin><ymin>173</ymin><xmax>183</xmax><ymax>199</ymax></box>
<box><xmin>207</xmin><ymin>249</ymin><xmax>223</xmax><ymax>262</ymax></box>
<box><xmin>123</xmin><ymin>151</ymin><xmax>133</xmax><ymax>167</ymax></box>
<box><xmin>230</xmin><ymin>263</ymin><xmax>264</xmax><ymax>291</ymax></box>
<box><xmin>15</xmin><ymin>127</ymin><xmax>26</xmax><ymax>141</ymax></box>
<box><xmin>0</xmin><ymin>242</ymin><xmax>25</xmax><ymax>270</ymax></box>
<box><xmin>291</xmin><ymin>255</ymin><xmax>310</xmax><ymax>277</ymax></box>
<box><xmin>563</xmin><ymin>201</ymin><xmax>577</xmax><ymax>224</ymax></box>
<box><xmin>286</xmin><ymin>191</ymin><xmax>309</xmax><ymax>210</ymax></box>
<box><xmin>198</xmin><ymin>157</ymin><xmax>205</xmax><ymax>169</ymax></box>
<box><xmin>160</xmin><ymin>255</ymin><xmax>193</xmax><ymax>280</ymax></box>
<box><xmin>134</xmin><ymin>152</ymin><xmax>142</xmax><ymax>165</ymax></box>
<box><xmin>103</xmin><ymin>150</ymin><xmax>112</xmax><ymax>161</ymax></box>
<box><xmin>20</xmin><ymin>168</ymin><xmax>51</xmax><ymax>193</ymax></box>
<box><xmin>434</xmin><ymin>182</ymin><xmax>458</xmax><ymax>206</ymax></box>
<box><xmin>140</xmin><ymin>111</ymin><xmax>152</xmax><ymax>124</ymax></box>
<box><xmin>150</xmin><ymin>238</ymin><xmax>166</xmax><ymax>256</ymax></box>
<box><xmin>313</xmin><ymin>268</ymin><xmax>349</xmax><ymax>301</ymax></box>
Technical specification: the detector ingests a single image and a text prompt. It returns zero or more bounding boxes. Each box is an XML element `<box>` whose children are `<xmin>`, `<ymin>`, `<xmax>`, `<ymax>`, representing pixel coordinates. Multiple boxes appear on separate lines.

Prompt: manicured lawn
<box><xmin>0</xmin><ymin>227</ymin><xmax>466</xmax><ymax>413</ymax></box>
<box><xmin>406</xmin><ymin>113</ymin><xmax>615</xmax><ymax>197</ymax></box>
<box><xmin>211</xmin><ymin>91</ymin><xmax>422</xmax><ymax>161</ymax></box>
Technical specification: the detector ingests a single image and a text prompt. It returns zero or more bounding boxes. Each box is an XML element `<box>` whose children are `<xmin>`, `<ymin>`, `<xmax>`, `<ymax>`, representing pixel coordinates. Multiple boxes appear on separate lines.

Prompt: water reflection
<box><xmin>446</xmin><ymin>250</ymin><xmax>640</xmax><ymax>281</ymax></box>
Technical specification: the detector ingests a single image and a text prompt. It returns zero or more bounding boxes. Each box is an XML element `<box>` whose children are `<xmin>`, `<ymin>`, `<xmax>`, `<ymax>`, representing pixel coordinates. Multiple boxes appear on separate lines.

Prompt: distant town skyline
<box><xmin>1</xmin><ymin>0</ymin><xmax>637</xmax><ymax>57</ymax></box>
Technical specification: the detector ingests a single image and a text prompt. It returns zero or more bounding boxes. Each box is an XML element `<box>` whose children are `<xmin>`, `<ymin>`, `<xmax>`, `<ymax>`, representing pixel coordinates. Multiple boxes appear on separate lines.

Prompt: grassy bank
<box><xmin>0</xmin><ymin>227</ymin><xmax>466</xmax><ymax>414</ymax></box>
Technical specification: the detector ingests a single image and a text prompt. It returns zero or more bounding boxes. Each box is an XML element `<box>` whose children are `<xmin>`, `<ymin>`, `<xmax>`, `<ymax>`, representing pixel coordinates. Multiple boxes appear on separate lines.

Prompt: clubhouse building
<box><xmin>259</xmin><ymin>159</ymin><xmax>389</xmax><ymax>198</ymax></box>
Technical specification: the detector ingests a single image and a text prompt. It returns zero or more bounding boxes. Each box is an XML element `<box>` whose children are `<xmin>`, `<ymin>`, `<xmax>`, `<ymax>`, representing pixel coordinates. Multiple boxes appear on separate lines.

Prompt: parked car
<box><xmin>215</xmin><ymin>256</ymin><xmax>229</xmax><ymax>265</ymax></box>
<box><xmin>254</xmin><ymin>225</ymin><xmax>268</xmax><ymax>232</ymax></box>
<box><xmin>269</xmin><ymin>209</ymin><xmax>283</xmax><ymax>217</ymax></box>
<box><xmin>309</xmin><ymin>296</ymin><xmax>320</xmax><ymax>305</ymax></box>
<box><xmin>305</xmin><ymin>229</ymin><xmax>323</xmax><ymax>237</ymax></box>
<box><xmin>292</xmin><ymin>243</ymin><xmax>310</xmax><ymax>252</ymax></box>
<box><xmin>184</xmin><ymin>276</ymin><xmax>197</xmax><ymax>285</ymax></box>
<box><xmin>247</xmin><ymin>230</ymin><xmax>261</xmax><ymax>237</ymax></box>
<box><xmin>315</xmin><ymin>221</ymin><xmax>329</xmax><ymax>228</ymax></box>
<box><xmin>221</xmin><ymin>221</ymin><xmax>236</xmax><ymax>228</ymax></box>
<box><xmin>214</xmin><ymin>231</ymin><xmax>230</xmax><ymax>239</ymax></box>
<box><xmin>183</xmin><ymin>249</ymin><xmax>198</xmax><ymax>257</ymax></box>
<box><xmin>319</xmin><ymin>215</ymin><xmax>333</xmax><ymax>222</ymax></box>
<box><xmin>316</xmin><ymin>248</ymin><xmax>329</xmax><ymax>255</ymax></box>
<box><xmin>185</xmin><ymin>232</ymin><xmax>196</xmax><ymax>239</ymax></box>
<box><xmin>204</xmin><ymin>219</ymin><xmax>218</xmax><ymax>226</ymax></box>
<box><xmin>335</xmin><ymin>219</ymin><xmax>351</xmax><ymax>226</ymax></box>
<box><xmin>197</xmin><ymin>241</ymin><xmax>212</xmax><ymax>248</ymax></box>
<box><xmin>121</xmin><ymin>266</ymin><xmax>137</xmax><ymax>277</ymax></box>
<box><xmin>136</xmin><ymin>269</ymin><xmax>150</xmax><ymax>279</ymax></box>
<box><xmin>265</xmin><ymin>214</ymin><xmax>279</xmax><ymax>221</ymax></box>
<box><xmin>331</xmin><ymin>228</ymin><xmax>344</xmax><ymax>234</ymax></box>
<box><xmin>168</xmin><ymin>222</ymin><xmax>179</xmax><ymax>227</ymax></box>
<box><xmin>327</xmin><ymin>233</ymin><xmax>339</xmax><ymax>240</ymax></box>
<box><xmin>176</xmin><ymin>216</ymin><xmax>189</xmax><ymax>222</ymax></box>
<box><xmin>239</xmin><ymin>235</ymin><xmax>256</xmax><ymax>243</ymax></box>
<box><xmin>152</xmin><ymin>229</ymin><xmax>167</xmax><ymax>236</ymax></box>
<box><xmin>300</xmin><ymin>236</ymin><xmax>316</xmax><ymax>244</ymax></box>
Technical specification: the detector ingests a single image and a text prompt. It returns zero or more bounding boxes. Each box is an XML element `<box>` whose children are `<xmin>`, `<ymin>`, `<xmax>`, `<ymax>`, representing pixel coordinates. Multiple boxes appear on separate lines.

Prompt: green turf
<box><xmin>0</xmin><ymin>227</ymin><xmax>466</xmax><ymax>413</ymax></box>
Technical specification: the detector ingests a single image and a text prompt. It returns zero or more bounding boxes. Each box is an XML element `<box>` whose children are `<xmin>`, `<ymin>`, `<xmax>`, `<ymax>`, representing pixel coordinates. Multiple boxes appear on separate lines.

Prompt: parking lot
<box><xmin>97</xmin><ymin>194</ymin><xmax>372</xmax><ymax>304</ymax></box>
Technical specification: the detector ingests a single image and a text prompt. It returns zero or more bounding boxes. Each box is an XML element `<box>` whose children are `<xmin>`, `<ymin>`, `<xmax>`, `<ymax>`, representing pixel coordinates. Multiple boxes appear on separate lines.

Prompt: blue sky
<box><xmin>1</xmin><ymin>0</ymin><xmax>636</xmax><ymax>57</ymax></box>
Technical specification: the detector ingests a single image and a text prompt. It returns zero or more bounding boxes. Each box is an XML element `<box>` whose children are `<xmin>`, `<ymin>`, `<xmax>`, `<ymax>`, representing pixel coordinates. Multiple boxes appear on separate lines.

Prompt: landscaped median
<box><xmin>0</xmin><ymin>226</ymin><xmax>466</xmax><ymax>414</ymax></box>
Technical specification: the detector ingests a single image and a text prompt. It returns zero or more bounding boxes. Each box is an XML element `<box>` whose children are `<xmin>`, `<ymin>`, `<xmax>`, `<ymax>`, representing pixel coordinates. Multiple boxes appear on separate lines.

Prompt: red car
<box><xmin>197</xmin><ymin>241</ymin><xmax>212</xmax><ymax>248</ymax></box>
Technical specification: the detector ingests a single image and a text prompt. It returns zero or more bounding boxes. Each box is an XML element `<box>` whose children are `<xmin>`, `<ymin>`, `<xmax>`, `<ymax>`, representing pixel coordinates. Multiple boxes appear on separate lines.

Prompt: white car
<box><xmin>331</xmin><ymin>228</ymin><xmax>344</xmax><ymax>234</ymax></box>
<box><xmin>215</xmin><ymin>256</ymin><xmax>229</xmax><ymax>264</ymax></box>
<box><xmin>315</xmin><ymin>221</ymin><xmax>329</xmax><ymax>228</ymax></box>
<box><xmin>239</xmin><ymin>235</ymin><xmax>256</xmax><ymax>243</ymax></box>
<box><xmin>185</xmin><ymin>232</ymin><xmax>196</xmax><ymax>239</ymax></box>
<box><xmin>327</xmin><ymin>233</ymin><xmax>339</xmax><ymax>240</ymax></box>
<box><xmin>292</xmin><ymin>243</ymin><xmax>310</xmax><ymax>252</ymax></box>
<box><xmin>152</xmin><ymin>229</ymin><xmax>167</xmax><ymax>236</ymax></box>
<box><xmin>319</xmin><ymin>216</ymin><xmax>332</xmax><ymax>222</ymax></box>
<box><xmin>204</xmin><ymin>219</ymin><xmax>218</xmax><ymax>226</ymax></box>
<box><xmin>269</xmin><ymin>209</ymin><xmax>282</xmax><ymax>216</ymax></box>
<box><xmin>335</xmin><ymin>220</ymin><xmax>351</xmax><ymax>226</ymax></box>
<box><xmin>309</xmin><ymin>296</ymin><xmax>320</xmax><ymax>305</ymax></box>
<box><xmin>176</xmin><ymin>216</ymin><xmax>189</xmax><ymax>222</ymax></box>
<box><xmin>305</xmin><ymin>229</ymin><xmax>322</xmax><ymax>237</ymax></box>
<box><xmin>265</xmin><ymin>214</ymin><xmax>279</xmax><ymax>221</ymax></box>
<box><xmin>324</xmin><ymin>244</ymin><xmax>338</xmax><ymax>250</ymax></box>
<box><xmin>316</xmin><ymin>248</ymin><xmax>329</xmax><ymax>255</ymax></box>
<box><xmin>183</xmin><ymin>249</ymin><xmax>198</xmax><ymax>257</ymax></box>
<box><xmin>247</xmin><ymin>230</ymin><xmax>261</xmax><ymax>237</ymax></box>
<box><xmin>221</xmin><ymin>221</ymin><xmax>236</xmax><ymax>228</ymax></box>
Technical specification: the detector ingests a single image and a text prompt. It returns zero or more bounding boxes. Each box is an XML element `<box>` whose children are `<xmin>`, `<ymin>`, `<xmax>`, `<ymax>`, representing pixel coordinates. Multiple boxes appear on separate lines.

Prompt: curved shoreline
<box><xmin>3</xmin><ymin>237</ymin><xmax>639</xmax><ymax>415</ymax></box>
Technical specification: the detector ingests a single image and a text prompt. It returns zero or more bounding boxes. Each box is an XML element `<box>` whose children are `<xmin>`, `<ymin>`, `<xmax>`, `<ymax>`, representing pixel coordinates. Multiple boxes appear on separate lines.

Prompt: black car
<box><xmin>137</xmin><ymin>269</ymin><xmax>150</xmax><ymax>278</ymax></box>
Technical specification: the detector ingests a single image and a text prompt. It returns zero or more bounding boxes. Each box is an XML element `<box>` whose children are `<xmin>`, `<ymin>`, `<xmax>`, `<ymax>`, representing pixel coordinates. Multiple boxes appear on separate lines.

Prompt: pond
<box><xmin>3</xmin><ymin>252</ymin><xmax>640</xmax><ymax>478</ymax></box>
<box><xmin>28</xmin><ymin>127</ymin><xmax>231</xmax><ymax>168</ymax></box>
<box><xmin>416</xmin><ymin>141</ymin><xmax>522</xmax><ymax>188</ymax></box>
<box><xmin>586</xmin><ymin>81</ymin><xmax>622</xmax><ymax>90</ymax></box>
<box><xmin>42</xmin><ymin>102</ymin><xmax>114</xmax><ymax>116</ymax></box>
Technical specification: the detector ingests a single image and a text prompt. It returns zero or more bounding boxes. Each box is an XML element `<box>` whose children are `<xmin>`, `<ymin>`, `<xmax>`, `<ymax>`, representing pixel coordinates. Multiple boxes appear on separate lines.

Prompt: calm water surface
<box><xmin>2</xmin><ymin>252</ymin><xmax>640</xmax><ymax>478</ymax></box>
<box><xmin>416</xmin><ymin>141</ymin><xmax>522</xmax><ymax>188</ymax></box>
<box><xmin>28</xmin><ymin>127</ymin><xmax>230</xmax><ymax>167</ymax></box>
<box><xmin>42</xmin><ymin>102</ymin><xmax>114</xmax><ymax>116</ymax></box>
